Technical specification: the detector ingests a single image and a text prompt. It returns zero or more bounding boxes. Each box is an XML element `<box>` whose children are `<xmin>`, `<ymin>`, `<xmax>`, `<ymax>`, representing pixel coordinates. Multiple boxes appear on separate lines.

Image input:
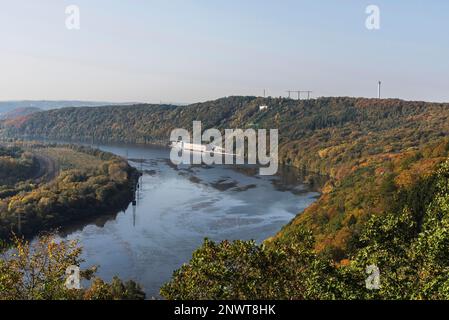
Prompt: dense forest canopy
<box><xmin>162</xmin><ymin>154</ymin><xmax>449</xmax><ymax>299</ymax></box>
<box><xmin>0</xmin><ymin>143</ymin><xmax>138</xmax><ymax>240</ymax></box>
<box><xmin>0</xmin><ymin>146</ymin><xmax>37</xmax><ymax>185</ymax></box>
<box><xmin>2</xmin><ymin>97</ymin><xmax>448</xmax><ymax>149</ymax></box>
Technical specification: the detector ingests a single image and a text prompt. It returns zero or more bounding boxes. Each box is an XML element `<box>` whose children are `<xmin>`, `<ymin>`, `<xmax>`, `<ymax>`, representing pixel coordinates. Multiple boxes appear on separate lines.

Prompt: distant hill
<box><xmin>2</xmin><ymin>96</ymin><xmax>448</xmax><ymax>148</ymax></box>
<box><xmin>0</xmin><ymin>100</ymin><xmax>136</xmax><ymax>117</ymax></box>
<box><xmin>0</xmin><ymin>107</ymin><xmax>41</xmax><ymax>120</ymax></box>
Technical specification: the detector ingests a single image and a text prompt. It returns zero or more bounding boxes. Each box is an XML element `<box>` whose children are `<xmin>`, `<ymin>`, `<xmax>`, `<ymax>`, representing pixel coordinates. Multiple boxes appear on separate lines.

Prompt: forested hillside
<box><xmin>162</xmin><ymin>152</ymin><xmax>449</xmax><ymax>299</ymax></box>
<box><xmin>3</xmin><ymin>97</ymin><xmax>449</xmax><ymax>152</ymax></box>
<box><xmin>0</xmin><ymin>143</ymin><xmax>145</xmax><ymax>300</ymax></box>
<box><xmin>0</xmin><ymin>143</ymin><xmax>139</xmax><ymax>240</ymax></box>
<box><xmin>0</xmin><ymin>146</ymin><xmax>38</xmax><ymax>185</ymax></box>
<box><xmin>0</xmin><ymin>107</ymin><xmax>41</xmax><ymax>120</ymax></box>
<box><xmin>2</xmin><ymin>96</ymin><xmax>449</xmax><ymax>299</ymax></box>
<box><xmin>0</xmin><ymin>100</ymin><xmax>120</xmax><ymax>115</ymax></box>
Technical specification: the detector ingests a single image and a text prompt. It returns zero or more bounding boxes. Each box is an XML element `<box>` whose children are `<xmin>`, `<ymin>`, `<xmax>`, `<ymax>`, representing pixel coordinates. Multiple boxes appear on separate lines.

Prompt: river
<box><xmin>53</xmin><ymin>143</ymin><xmax>319</xmax><ymax>297</ymax></box>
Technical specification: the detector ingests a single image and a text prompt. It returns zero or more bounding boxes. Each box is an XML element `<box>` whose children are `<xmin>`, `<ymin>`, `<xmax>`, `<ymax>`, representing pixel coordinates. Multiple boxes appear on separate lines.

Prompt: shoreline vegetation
<box><xmin>0</xmin><ymin>142</ymin><xmax>140</xmax><ymax>241</ymax></box>
<box><xmin>1</xmin><ymin>96</ymin><xmax>449</xmax><ymax>299</ymax></box>
<box><xmin>0</xmin><ymin>234</ymin><xmax>146</xmax><ymax>300</ymax></box>
<box><xmin>0</xmin><ymin>142</ymin><xmax>145</xmax><ymax>300</ymax></box>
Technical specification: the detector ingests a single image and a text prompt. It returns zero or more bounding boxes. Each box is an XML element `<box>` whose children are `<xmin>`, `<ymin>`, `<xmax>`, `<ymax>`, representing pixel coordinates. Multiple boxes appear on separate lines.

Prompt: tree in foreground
<box><xmin>161</xmin><ymin>159</ymin><xmax>449</xmax><ymax>300</ymax></box>
<box><xmin>0</xmin><ymin>235</ymin><xmax>145</xmax><ymax>300</ymax></box>
<box><xmin>160</xmin><ymin>228</ymin><xmax>348</xmax><ymax>300</ymax></box>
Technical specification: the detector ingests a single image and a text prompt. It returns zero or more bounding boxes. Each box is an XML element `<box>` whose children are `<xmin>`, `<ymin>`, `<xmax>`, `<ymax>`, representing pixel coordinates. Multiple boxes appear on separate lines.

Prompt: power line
<box><xmin>286</xmin><ymin>90</ymin><xmax>313</xmax><ymax>100</ymax></box>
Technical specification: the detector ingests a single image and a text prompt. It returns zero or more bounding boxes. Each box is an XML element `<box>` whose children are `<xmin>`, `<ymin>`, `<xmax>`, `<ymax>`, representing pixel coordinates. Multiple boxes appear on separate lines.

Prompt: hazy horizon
<box><xmin>1</xmin><ymin>1</ymin><xmax>448</xmax><ymax>103</ymax></box>
<box><xmin>2</xmin><ymin>95</ymin><xmax>449</xmax><ymax>106</ymax></box>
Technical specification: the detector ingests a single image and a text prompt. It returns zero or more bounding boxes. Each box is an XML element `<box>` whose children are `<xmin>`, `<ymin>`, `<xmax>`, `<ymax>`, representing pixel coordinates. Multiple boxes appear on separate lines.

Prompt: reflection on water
<box><xmin>55</xmin><ymin>143</ymin><xmax>319</xmax><ymax>298</ymax></box>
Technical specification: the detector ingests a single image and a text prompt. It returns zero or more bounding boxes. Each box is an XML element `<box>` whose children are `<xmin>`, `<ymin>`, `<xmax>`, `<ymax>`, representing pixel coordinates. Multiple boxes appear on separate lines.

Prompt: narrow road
<box><xmin>31</xmin><ymin>153</ymin><xmax>59</xmax><ymax>183</ymax></box>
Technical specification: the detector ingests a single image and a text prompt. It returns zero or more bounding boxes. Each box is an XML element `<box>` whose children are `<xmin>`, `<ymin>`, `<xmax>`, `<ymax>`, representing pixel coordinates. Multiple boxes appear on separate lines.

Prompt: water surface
<box><xmin>56</xmin><ymin>143</ymin><xmax>319</xmax><ymax>297</ymax></box>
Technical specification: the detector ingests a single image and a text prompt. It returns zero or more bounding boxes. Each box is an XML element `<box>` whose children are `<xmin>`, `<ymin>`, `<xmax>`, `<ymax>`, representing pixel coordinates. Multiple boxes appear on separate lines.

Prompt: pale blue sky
<box><xmin>0</xmin><ymin>0</ymin><xmax>448</xmax><ymax>103</ymax></box>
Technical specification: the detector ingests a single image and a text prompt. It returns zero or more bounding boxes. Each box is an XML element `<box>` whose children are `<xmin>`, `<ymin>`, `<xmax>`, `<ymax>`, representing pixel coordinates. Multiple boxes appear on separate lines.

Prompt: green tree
<box><xmin>0</xmin><ymin>235</ymin><xmax>145</xmax><ymax>300</ymax></box>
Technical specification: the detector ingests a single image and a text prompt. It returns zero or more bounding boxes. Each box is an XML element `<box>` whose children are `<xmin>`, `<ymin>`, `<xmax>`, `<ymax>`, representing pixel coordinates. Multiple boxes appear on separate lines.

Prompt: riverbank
<box><xmin>0</xmin><ymin>143</ymin><xmax>140</xmax><ymax>241</ymax></box>
<box><xmin>17</xmin><ymin>141</ymin><xmax>318</xmax><ymax>297</ymax></box>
